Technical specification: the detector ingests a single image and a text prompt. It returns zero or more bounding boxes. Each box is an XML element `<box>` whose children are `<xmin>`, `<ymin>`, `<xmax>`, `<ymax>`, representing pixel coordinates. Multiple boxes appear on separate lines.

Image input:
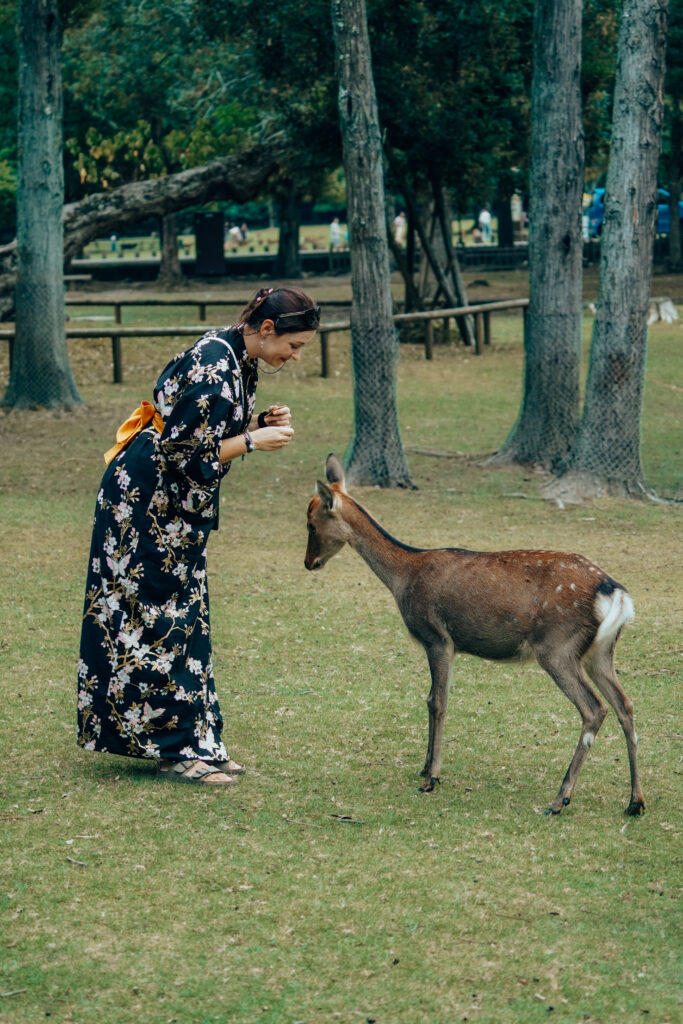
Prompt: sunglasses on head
<box><xmin>273</xmin><ymin>305</ymin><xmax>321</xmax><ymax>331</ymax></box>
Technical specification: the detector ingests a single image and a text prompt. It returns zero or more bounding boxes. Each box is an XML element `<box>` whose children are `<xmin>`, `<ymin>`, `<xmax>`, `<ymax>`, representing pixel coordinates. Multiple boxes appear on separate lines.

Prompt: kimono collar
<box><xmin>228</xmin><ymin>327</ymin><xmax>257</xmax><ymax>368</ymax></box>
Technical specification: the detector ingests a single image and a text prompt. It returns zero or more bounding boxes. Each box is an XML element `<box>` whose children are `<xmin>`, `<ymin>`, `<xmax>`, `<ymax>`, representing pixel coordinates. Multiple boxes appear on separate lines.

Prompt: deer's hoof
<box><xmin>544</xmin><ymin>806</ymin><xmax>562</xmax><ymax>816</ymax></box>
<box><xmin>624</xmin><ymin>799</ymin><xmax>645</xmax><ymax>816</ymax></box>
<box><xmin>418</xmin><ymin>776</ymin><xmax>441</xmax><ymax>793</ymax></box>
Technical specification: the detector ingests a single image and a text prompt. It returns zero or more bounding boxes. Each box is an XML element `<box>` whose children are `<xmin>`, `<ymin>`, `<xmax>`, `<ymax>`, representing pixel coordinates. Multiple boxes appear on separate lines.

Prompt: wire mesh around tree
<box><xmin>343</xmin><ymin>321</ymin><xmax>415</xmax><ymax>489</ymax></box>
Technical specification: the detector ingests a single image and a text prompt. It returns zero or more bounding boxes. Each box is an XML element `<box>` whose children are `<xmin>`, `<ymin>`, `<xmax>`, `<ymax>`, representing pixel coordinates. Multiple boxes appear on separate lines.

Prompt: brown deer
<box><xmin>304</xmin><ymin>454</ymin><xmax>644</xmax><ymax>816</ymax></box>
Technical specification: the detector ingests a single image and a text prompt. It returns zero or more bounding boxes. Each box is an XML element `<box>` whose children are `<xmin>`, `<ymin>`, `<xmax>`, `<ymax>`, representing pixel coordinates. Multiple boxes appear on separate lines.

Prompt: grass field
<box><xmin>0</xmin><ymin>279</ymin><xmax>681</xmax><ymax>1024</ymax></box>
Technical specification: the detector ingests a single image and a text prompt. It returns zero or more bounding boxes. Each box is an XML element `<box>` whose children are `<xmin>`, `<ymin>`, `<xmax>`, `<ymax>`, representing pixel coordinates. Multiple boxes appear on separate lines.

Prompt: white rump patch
<box><xmin>592</xmin><ymin>589</ymin><xmax>635</xmax><ymax>654</ymax></box>
<box><xmin>583</xmin><ymin>732</ymin><xmax>594</xmax><ymax>748</ymax></box>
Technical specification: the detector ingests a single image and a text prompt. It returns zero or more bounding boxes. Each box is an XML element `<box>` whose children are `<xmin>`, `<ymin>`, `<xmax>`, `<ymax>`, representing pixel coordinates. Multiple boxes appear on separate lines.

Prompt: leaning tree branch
<box><xmin>0</xmin><ymin>134</ymin><xmax>284</xmax><ymax>301</ymax></box>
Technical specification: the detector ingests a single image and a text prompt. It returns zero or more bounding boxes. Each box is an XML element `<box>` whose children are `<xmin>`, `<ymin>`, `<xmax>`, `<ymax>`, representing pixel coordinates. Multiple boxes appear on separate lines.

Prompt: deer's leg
<box><xmin>534</xmin><ymin>645</ymin><xmax>608</xmax><ymax>815</ymax></box>
<box><xmin>419</xmin><ymin>641</ymin><xmax>453</xmax><ymax>793</ymax></box>
<box><xmin>421</xmin><ymin>704</ymin><xmax>435</xmax><ymax>778</ymax></box>
<box><xmin>584</xmin><ymin>646</ymin><xmax>644</xmax><ymax>816</ymax></box>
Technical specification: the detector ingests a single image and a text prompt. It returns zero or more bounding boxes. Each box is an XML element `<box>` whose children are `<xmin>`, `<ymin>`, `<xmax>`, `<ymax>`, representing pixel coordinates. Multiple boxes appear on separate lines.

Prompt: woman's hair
<box><xmin>237</xmin><ymin>286</ymin><xmax>320</xmax><ymax>334</ymax></box>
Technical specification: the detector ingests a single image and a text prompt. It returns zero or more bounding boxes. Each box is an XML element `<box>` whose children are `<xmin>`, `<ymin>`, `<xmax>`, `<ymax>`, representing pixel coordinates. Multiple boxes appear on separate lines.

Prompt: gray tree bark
<box><xmin>490</xmin><ymin>0</ymin><xmax>584</xmax><ymax>470</ymax></box>
<box><xmin>547</xmin><ymin>0</ymin><xmax>668</xmax><ymax>502</ymax></box>
<box><xmin>158</xmin><ymin>212</ymin><xmax>183</xmax><ymax>285</ymax></box>
<box><xmin>3</xmin><ymin>0</ymin><xmax>81</xmax><ymax>409</ymax></box>
<box><xmin>274</xmin><ymin>183</ymin><xmax>302</xmax><ymax>279</ymax></box>
<box><xmin>331</xmin><ymin>0</ymin><xmax>414</xmax><ymax>487</ymax></box>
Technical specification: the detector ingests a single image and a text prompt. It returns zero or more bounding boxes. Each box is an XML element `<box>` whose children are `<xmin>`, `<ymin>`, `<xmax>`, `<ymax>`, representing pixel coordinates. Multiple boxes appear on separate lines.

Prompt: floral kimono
<box><xmin>77</xmin><ymin>329</ymin><xmax>257</xmax><ymax>762</ymax></box>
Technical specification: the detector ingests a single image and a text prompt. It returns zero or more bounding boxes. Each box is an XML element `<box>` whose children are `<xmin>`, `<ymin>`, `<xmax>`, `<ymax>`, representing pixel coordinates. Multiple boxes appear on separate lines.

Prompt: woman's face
<box><xmin>257</xmin><ymin>321</ymin><xmax>316</xmax><ymax>368</ymax></box>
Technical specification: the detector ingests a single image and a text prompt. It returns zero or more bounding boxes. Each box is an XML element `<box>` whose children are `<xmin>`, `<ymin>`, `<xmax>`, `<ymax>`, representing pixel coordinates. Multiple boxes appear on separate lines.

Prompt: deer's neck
<box><xmin>344</xmin><ymin>497</ymin><xmax>418</xmax><ymax>595</ymax></box>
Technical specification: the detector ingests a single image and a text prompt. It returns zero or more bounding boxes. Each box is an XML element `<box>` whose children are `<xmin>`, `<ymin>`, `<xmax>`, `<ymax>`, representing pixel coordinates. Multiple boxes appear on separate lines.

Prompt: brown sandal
<box><xmin>211</xmin><ymin>758</ymin><xmax>246</xmax><ymax>775</ymax></box>
<box><xmin>157</xmin><ymin>759</ymin><xmax>237</xmax><ymax>786</ymax></box>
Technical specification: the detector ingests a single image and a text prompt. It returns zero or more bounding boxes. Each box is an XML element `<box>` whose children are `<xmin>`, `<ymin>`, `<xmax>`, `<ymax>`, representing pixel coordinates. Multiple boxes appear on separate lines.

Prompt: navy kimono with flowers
<box><xmin>77</xmin><ymin>329</ymin><xmax>257</xmax><ymax>762</ymax></box>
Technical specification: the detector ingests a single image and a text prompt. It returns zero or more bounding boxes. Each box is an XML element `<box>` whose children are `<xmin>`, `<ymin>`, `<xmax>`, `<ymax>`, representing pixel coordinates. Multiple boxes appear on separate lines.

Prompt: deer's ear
<box><xmin>325</xmin><ymin>453</ymin><xmax>347</xmax><ymax>492</ymax></box>
<box><xmin>316</xmin><ymin>479</ymin><xmax>338</xmax><ymax>511</ymax></box>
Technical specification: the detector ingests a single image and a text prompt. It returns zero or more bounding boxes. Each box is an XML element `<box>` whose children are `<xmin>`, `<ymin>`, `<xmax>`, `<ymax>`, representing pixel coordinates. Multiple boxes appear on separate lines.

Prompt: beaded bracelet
<box><xmin>243</xmin><ymin>430</ymin><xmax>255</xmax><ymax>453</ymax></box>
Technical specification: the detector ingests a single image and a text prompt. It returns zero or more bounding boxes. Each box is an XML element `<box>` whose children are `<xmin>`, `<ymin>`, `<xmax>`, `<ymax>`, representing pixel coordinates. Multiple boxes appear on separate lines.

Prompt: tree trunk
<box><xmin>494</xmin><ymin>196</ymin><xmax>514</xmax><ymax>247</ymax></box>
<box><xmin>274</xmin><ymin>184</ymin><xmax>302</xmax><ymax>279</ymax></box>
<box><xmin>668</xmin><ymin>104</ymin><xmax>682</xmax><ymax>270</ymax></box>
<box><xmin>546</xmin><ymin>0</ymin><xmax>668</xmax><ymax>502</ymax></box>
<box><xmin>3</xmin><ymin>0</ymin><xmax>81</xmax><ymax>410</ymax></box>
<box><xmin>0</xmin><ymin>135</ymin><xmax>283</xmax><ymax>316</ymax></box>
<box><xmin>331</xmin><ymin>0</ymin><xmax>414</xmax><ymax>488</ymax></box>
<box><xmin>157</xmin><ymin>211</ymin><xmax>183</xmax><ymax>285</ymax></box>
<box><xmin>490</xmin><ymin>0</ymin><xmax>584</xmax><ymax>470</ymax></box>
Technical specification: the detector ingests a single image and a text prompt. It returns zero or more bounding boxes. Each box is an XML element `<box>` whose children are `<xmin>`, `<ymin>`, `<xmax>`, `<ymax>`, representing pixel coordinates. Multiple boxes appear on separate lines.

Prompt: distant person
<box><xmin>393</xmin><ymin>211</ymin><xmax>406</xmax><ymax>246</ymax></box>
<box><xmin>228</xmin><ymin>224</ymin><xmax>243</xmax><ymax>246</ymax></box>
<box><xmin>239</xmin><ymin>223</ymin><xmax>249</xmax><ymax>243</ymax></box>
<box><xmin>329</xmin><ymin>217</ymin><xmax>341</xmax><ymax>251</ymax></box>
<box><xmin>478</xmin><ymin>205</ymin><xmax>492</xmax><ymax>243</ymax></box>
<box><xmin>110</xmin><ymin>233</ymin><xmax>118</xmax><ymax>254</ymax></box>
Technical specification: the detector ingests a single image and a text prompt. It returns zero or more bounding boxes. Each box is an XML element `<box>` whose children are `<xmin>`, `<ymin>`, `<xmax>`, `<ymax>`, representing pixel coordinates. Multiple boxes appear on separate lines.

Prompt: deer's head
<box><xmin>305</xmin><ymin>454</ymin><xmax>351</xmax><ymax>570</ymax></box>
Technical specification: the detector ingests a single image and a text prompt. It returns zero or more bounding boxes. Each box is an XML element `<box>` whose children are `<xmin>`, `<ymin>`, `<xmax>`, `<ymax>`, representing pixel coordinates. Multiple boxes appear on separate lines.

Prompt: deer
<box><xmin>304</xmin><ymin>454</ymin><xmax>644</xmax><ymax>817</ymax></box>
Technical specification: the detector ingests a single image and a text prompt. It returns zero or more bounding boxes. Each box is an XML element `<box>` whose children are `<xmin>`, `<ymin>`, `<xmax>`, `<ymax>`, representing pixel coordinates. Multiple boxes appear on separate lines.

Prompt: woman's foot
<box><xmin>157</xmin><ymin>759</ymin><xmax>237</xmax><ymax>785</ymax></box>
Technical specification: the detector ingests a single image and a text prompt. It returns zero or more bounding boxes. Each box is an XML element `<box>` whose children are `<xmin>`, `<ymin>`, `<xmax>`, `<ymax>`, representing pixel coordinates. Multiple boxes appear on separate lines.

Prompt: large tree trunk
<box><xmin>3</xmin><ymin>0</ymin><xmax>81</xmax><ymax>410</ymax></box>
<box><xmin>157</xmin><ymin>212</ymin><xmax>183</xmax><ymax>285</ymax></box>
<box><xmin>332</xmin><ymin>0</ymin><xmax>414</xmax><ymax>488</ymax></box>
<box><xmin>274</xmin><ymin>183</ymin><xmax>302</xmax><ymax>279</ymax></box>
<box><xmin>490</xmin><ymin>0</ymin><xmax>584</xmax><ymax>470</ymax></box>
<box><xmin>546</xmin><ymin>0</ymin><xmax>668</xmax><ymax>502</ymax></box>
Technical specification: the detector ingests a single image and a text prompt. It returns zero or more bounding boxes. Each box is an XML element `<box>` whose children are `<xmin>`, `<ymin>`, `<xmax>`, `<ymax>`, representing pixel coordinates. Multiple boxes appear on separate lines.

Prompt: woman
<box><xmin>77</xmin><ymin>286</ymin><xmax>321</xmax><ymax>785</ymax></box>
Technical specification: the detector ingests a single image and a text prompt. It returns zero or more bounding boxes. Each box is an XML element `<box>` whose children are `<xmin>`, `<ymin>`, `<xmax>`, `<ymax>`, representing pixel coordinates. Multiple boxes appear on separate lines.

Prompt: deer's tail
<box><xmin>592</xmin><ymin>581</ymin><xmax>635</xmax><ymax>655</ymax></box>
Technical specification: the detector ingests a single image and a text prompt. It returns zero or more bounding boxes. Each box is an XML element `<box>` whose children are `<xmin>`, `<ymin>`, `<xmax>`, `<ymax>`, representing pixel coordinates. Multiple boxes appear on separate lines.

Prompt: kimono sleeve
<box><xmin>155</xmin><ymin>337</ymin><xmax>243</xmax><ymax>519</ymax></box>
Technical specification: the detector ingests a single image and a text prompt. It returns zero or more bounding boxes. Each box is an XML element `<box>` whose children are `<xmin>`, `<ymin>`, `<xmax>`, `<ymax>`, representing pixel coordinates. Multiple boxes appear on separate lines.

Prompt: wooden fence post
<box><xmin>114</xmin><ymin>304</ymin><xmax>122</xmax><ymax>324</ymax></box>
<box><xmin>199</xmin><ymin>303</ymin><xmax>206</xmax><ymax>321</ymax></box>
<box><xmin>484</xmin><ymin>311</ymin><xmax>491</xmax><ymax>346</ymax></box>
<box><xmin>112</xmin><ymin>335</ymin><xmax>123</xmax><ymax>383</ymax></box>
<box><xmin>474</xmin><ymin>313</ymin><xmax>483</xmax><ymax>354</ymax></box>
<box><xmin>320</xmin><ymin>331</ymin><xmax>330</xmax><ymax>377</ymax></box>
<box><xmin>425</xmin><ymin>319</ymin><xmax>434</xmax><ymax>360</ymax></box>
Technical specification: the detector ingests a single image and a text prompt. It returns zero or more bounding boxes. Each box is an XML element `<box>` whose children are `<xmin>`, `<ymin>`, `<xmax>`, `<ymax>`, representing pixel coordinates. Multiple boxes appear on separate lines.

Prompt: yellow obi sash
<box><xmin>104</xmin><ymin>400</ymin><xmax>165</xmax><ymax>465</ymax></box>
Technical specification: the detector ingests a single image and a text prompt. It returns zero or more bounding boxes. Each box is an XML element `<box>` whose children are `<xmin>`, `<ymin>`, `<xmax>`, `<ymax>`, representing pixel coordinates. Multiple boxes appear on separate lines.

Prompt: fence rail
<box><xmin>317</xmin><ymin>298</ymin><xmax>529</xmax><ymax>376</ymax></box>
<box><xmin>1</xmin><ymin>299</ymin><xmax>529</xmax><ymax>383</ymax></box>
<box><xmin>64</xmin><ymin>296</ymin><xmax>353</xmax><ymax>324</ymax></box>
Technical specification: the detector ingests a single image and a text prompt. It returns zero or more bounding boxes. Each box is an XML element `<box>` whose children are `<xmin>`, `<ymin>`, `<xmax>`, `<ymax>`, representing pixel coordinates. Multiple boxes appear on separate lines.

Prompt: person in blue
<box><xmin>77</xmin><ymin>287</ymin><xmax>320</xmax><ymax>785</ymax></box>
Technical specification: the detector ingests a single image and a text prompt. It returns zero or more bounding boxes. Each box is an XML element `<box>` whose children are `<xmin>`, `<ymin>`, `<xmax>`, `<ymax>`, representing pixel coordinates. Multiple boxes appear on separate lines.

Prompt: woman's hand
<box><xmin>260</xmin><ymin>404</ymin><xmax>291</xmax><ymax>427</ymax></box>
<box><xmin>252</xmin><ymin>425</ymin><xmax>294</xmax><ymax>451</ymax></box>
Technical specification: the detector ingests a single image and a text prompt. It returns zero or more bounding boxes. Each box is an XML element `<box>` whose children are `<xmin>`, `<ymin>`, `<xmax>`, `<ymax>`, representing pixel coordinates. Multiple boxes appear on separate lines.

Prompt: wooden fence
<box><xmin>64</xmin><ymin>296</ymin><xmax>352</xmax><ymax>324</ymax></box>
<box><xmin>0</xmin><ymin>299</ymin><xmax>529</xmax><ymax>383</ymax></box>
<box><xmin>317</xmin><ymin>299</ymin><xmax>529</xmax><ymax>377</ymax></box>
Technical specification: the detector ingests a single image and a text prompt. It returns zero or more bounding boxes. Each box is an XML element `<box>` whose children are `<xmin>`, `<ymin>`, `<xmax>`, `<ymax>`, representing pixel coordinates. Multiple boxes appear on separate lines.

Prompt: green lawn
<box><xmin>0</xmin><ymin>299</ymin><xmax>680</xmax><ymax>1024</ymax></box>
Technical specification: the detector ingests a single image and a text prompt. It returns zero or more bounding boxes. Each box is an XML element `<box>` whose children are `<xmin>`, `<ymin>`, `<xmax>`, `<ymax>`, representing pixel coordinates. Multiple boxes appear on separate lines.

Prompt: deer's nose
<box><xmin>304</xmin><ymin>556</ymin><xmax>323</xmax><ymax>571</ymax></box>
